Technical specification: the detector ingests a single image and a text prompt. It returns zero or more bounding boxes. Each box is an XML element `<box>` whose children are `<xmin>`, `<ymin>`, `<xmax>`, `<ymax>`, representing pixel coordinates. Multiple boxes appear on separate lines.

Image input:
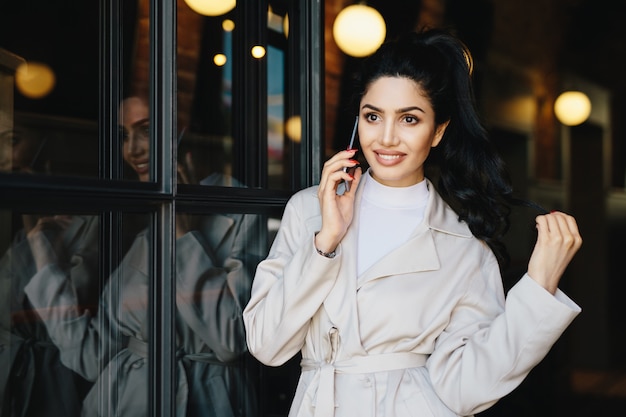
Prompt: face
<box><xmin>0</xmin><ymin>110</ymin><xmax>46</xmax><ymax>174</ymax></box>
<box><xmin>358</xmin><ymin>76</ymin><xmax>448</xmax><ymax>187</ymax></box>
<box><xmin>120</xmin><ymin>97</ymin><xmax>150</xmax><ymax>182</ymax></box>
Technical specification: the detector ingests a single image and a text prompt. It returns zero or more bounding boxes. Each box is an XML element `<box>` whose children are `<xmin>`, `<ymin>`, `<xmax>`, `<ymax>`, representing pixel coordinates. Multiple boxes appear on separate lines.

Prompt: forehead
<box><xmin>120</xmin><ymin>98</ymin><xmax>149</xmax><ymax>126</ymax></box>
<box><xmin>362</xmin><ymin>76</ymin><xmax>430</xmax><ymax>107</ymax></box>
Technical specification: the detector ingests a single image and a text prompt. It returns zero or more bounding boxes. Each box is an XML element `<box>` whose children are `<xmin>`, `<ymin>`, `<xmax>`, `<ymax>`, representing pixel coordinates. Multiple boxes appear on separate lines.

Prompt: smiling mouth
<box><xmin>376</xmin><ymin>153</ymin><xmax>402</xmax><ymax>160</ymax></box>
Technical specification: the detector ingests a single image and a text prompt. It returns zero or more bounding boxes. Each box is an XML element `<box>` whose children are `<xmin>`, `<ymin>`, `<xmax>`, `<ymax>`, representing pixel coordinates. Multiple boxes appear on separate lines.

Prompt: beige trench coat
<box><xmin>243</xmin><ymin>174</ymin><xmax>581</xmax><ymax>417</ymax></box>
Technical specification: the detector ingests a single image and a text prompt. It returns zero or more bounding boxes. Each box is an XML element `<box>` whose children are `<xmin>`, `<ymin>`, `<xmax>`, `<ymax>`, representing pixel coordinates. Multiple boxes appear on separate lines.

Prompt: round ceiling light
<box><xmin>332</xmin><ymin>4</ymin><xmax>386</xmax><ymax>57</ymax></box>
<box><xmin>184</xmin><ymin>0</ymin><xmax>236</xmax><ymax>16</ymax></box>
<box><xmin>554</xmin><ymin>91</ymin><xmax>591</xmax><ymax>126</ymax></box>
<box><xmin>15</xmin><ymin>61</ymin><xmax>56</xmax><ymax>99</ymax></box>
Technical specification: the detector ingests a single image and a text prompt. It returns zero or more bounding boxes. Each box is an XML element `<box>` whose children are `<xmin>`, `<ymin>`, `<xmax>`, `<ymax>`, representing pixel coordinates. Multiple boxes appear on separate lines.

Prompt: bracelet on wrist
<box><xmin>315</xmin><ymin>246</ymin><xmax>336</xmax><ymax>258</ymax></box>
<box><xmin>314</xmin><ymin>232</ymin><xmax>337</xmax><ymax>258</ymax></box>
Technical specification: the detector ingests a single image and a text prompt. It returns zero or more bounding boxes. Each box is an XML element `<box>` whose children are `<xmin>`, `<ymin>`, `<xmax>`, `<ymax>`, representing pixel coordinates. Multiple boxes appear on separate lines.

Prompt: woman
<box><xmin>243</xmin><ymin>29</ymin><xmax>582</xmax><ymax>417</ymax></box>
<box><xmin>23</xmin><ymin>96</ymin><xmax>263</xmax><ymax>416</ymax></box>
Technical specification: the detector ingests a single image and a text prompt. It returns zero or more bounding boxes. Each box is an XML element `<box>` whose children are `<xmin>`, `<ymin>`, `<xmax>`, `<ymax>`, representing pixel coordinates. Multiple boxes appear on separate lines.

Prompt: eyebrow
<box><xmin>361</xmin><ymin>103</ymin><xmax>426</xmax><ymax>114</ymax></box>
<box><xmin>130</xmin><ymin>118</ymin><xmax>150</xmax><ymax>129</ymax></box>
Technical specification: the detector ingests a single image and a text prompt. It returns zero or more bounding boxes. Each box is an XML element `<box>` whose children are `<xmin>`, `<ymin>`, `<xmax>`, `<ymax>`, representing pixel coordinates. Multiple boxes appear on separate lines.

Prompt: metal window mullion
<box><xmin>149</xmin><ymin>1</ymin><xmax>176</xmax><ymax>417</ymax></box>
<box><xmin>99</xmin><ymin>0</ymin><xmax>123</xmax><ymax>181</ymax></box>
<box><xmin>150</xmin><ymin>203</ymin><xmax>176</xmax><ymax>417</ymax></box>
<box><xmin>297</xmin><ymin>0</ymin><xmax>323</xmax><ymax>188</ymax></box>
<box><xmin>232</xmin><ymin>0</ymin><xmax>268</xmax><ymax>188</ymax></box>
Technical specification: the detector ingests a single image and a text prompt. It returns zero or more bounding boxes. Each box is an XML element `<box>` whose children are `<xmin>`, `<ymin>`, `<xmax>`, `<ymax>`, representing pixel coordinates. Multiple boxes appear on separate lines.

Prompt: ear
<box><xmin>432</xmin><ymin>120</ymin><xmax>450</xmax><ymax>148</ymax></box>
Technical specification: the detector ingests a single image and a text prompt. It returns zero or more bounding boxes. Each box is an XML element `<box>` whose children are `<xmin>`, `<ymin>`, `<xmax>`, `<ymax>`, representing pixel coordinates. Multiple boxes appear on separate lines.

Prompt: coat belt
<box><xmin>300</xmin><ymin>352</ymin><xmax>428</xmax><ymax>417</ymax></box>
<box><xmin>126</xmin><ymin>336</ymin><xmax>239</xmax><ymax>366</ymax></box>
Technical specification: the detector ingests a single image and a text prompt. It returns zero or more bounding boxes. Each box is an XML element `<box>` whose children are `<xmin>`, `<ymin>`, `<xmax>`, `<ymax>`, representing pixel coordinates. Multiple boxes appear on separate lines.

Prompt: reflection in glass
<box><xmin>120</xmin><ymin>97</ymin><xmax>152</xmax><ymax>182</ymax></box>
<box><xmin>0</xmin><ymin>205</ymin><xmax>268</xmax><ymax>416</ymax></box>
<box><xmin>176</xmin><ymin>4</ymin><xmax>235</xmax><ymax>185</ymax></box>
<box><xmin>174</xmin><ymin>210</ymin><xmax>266</xmax><ymax>416</ymax></box>
<box><xmin>266</xmin><ymin>0</ymin><xmax>293</xmax><ymax>190</ymax></box>
<box><xmin>1</xmin><ymin>211</ymin><xmax>150</xmax><ymax>416</ymax></box>
<box><xmin>0</xmin><ymin>1</ymin><xmax>102</xmax><ymax>178</ymax></box>
<box><xmin>267</xmin><ymin>44</ymin><xmax>286</xmax><ymax>189</ymax></box>
<box><xmin>0</xmin><ymin>210</ymin><xmax>101</xmax><ymax>417</ymax></box>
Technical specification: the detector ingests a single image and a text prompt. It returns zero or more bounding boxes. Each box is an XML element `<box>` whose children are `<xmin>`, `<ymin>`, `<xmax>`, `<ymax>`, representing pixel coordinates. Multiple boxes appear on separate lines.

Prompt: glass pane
<box><xmin>121</xmin><ymin>0</ymin><xmax>153</xmax><ymax>182</ymax></box>
<box><xmin>0</xmin><ymin>210</ymin><xmax>102</xmax><ymax>416</ymax></box>
<box><xmin>174</xmin><ymin>209</ymin><xmax>268</xmax><ymax>416</ymax></box>
<box><xmin>119</xmin><ymin>96</ymin><xmax>153</xmax><ymax>182</ymax></box>
<box><xmin>267</xmin><ymin>0</ymin><xmax>298</xmax><ymax>191</ymax></box>
<box><xmin>0</xmin><ymin>2</ymin><xmax>100</xmax><ymax>177</ymax></box>
<box><xmin>176</xmin><ymin>2</ymin><xmax>235</xmax><ymax>186</ymax></box>
<box><xmin>267</xmin><ymin>43</ymin><xmax>286</xmax><ymax>189</ymax></box>
<box><xmin>0</xmin><ymin>1</ymin><xmax>151</xmax><ymax>181</ymax></box>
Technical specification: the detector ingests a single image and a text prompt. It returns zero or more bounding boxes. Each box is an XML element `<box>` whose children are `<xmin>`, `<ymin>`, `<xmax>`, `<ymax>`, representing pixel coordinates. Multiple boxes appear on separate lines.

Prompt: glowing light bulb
<box><xmin>332</xmin><ymin>4</ymin><xmax>386</xmax><ymax>57</ymax></box>
<box><xmin>15</xmin><ymin>62</ymin><xmax>56</xmax><ymax>99</ymax></box>
<box><xmin>184</xmin><ymin>0</ymin><xmax>235</xmax><ymax>16</ymax></box>
<box><xmin>213</xmin><ymin>54</ymin><xmax>227</xmax><ymax>66</ymax></box>
<box><xmin>251</xmin><ymin>45</ymin><xmax>266</xmax><ymax>59</ymax></box>
<box><xmin>554</xmin><ymin>91</ymin><xmax>591</xmax><ymax>126</ymax></box>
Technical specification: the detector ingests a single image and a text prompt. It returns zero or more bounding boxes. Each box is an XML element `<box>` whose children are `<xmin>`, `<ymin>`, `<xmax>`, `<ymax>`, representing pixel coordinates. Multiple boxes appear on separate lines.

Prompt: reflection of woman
<box><xmin>1</xmin><ymin>113</ymin><xmax>98</xmax><ymax>417</ymax></box>
<box><xmin>0</xmin><ymin>214</ymin><xmax>99</xmax><ymax>417</ymax></box>
<box><xmin>24</xmin><ymin>97</ymin><xmax>263</xmax><ymax>416</ymax></box>
<box><xmin>244</xmin><ymin>30</ymin><xmax>582</xmax><ymax>417</ymax></box>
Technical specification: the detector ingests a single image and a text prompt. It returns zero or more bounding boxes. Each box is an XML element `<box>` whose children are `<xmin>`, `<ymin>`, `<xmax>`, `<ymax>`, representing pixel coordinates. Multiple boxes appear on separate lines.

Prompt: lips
<box><xmin>132</xmin><ymin>160</ymin><xmax>149</xmax><ymax>174</ymax></box>
<box><xmin>375</xmin><ymin>151</ymin><xmax>405</xmax><ymax>166</ymax></box>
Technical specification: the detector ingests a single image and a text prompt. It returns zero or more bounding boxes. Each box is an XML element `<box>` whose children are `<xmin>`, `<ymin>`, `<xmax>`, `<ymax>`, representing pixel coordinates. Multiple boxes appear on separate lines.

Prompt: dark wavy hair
<box><xmin>353</xmin><ymin>28</ymin><xmax>542</xmax><ymax>266</ymax></box>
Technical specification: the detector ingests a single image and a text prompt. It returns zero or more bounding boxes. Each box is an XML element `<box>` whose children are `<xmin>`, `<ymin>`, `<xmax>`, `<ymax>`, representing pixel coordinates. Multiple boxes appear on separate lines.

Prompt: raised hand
<box><xmin>527</xmin><ymin>211</ymin><xmax>583</xmax><ymax>294</ymax></box>
<box><xmin>314</xmin><ymin>149</ymin><xmax>362</xmax><ymax>254</ymax></box>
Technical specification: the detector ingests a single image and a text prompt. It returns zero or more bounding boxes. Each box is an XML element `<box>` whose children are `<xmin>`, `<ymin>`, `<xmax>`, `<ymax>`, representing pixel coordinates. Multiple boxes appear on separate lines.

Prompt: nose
<box><xmin>380</xmin><ymin>120</ymin><xmax>399</xmax><ymax>146</ymax></box>
<box><xmin>128</xmin><ymin>131</ymin><xmax>147</xmax><ymax>155</ymax></box>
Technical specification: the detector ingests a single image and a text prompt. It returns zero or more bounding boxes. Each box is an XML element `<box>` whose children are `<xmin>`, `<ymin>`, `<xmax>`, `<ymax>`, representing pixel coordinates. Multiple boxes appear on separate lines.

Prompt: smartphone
<box><xmin>340</xmin><ymin>116</ymin><xmax>359</xmax><ymax>194</ymax></box>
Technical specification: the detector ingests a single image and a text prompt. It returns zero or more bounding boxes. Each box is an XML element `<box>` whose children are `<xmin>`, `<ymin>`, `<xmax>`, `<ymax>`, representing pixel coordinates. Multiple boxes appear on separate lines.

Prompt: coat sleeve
<box><xmin>243</xmin><ymin>190</ymin><xmax>342</xmax><ymax>366</ymax></box>
<box><xmin>426</xmin><ymin>246</ymin><xmax>581</xmax><ymax>416</ymax></box>
<box><xmin>23</xmin><ymin>230</ymin><xmax>155</xmax><ymax>381</ymax></box>
<box><xmin>23</xmin><ymin>261</ymin><xmax>125</xmax><ymax>382</ymax></box>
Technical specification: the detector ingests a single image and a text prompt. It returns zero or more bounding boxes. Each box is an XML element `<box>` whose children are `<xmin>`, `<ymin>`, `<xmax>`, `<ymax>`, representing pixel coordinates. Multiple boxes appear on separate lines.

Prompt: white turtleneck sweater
<box><xmin>357</xmin><ymin>171</ymin><xmax>429</xmax><ymax>276</ymax></box>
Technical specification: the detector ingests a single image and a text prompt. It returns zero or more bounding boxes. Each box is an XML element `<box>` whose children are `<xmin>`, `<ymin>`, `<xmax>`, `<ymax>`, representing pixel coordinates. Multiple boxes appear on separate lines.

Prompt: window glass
<box><xmin>267</xmin><ymin>43</ymin><xmax>287</xmax><ymax>189</ymax></box>
<box><xmin>176</xmin><ymin>2</ymin><xmax>235</xmax><ymax>186</ymax></box>
<box><xmin>174</xmin><ymin>209</ymin><xmax>268</xmax><ymax>415</ymax></box>
<box><xmin>0</xmin><ymin>210</ymin><xmax>103</xmax><ymax>416</ymax></box>
<box><xmin>0</xmin><ymin>2</ymin><xmax>100</xmax><ymax>178</ymax></box>
<box><xmin>267</xmin><ymin>0</ymin><xmax>297</xmax><ymax>190</ymax></box>
<box><xmin>175</xmin><ymin>0</ymin><xmax>300</xmax><ymax>190</ymax></box>
<box><xmin>0</xmin><ymin>1</ymin><xmax>152</xmax><ymax>181</ymax></box>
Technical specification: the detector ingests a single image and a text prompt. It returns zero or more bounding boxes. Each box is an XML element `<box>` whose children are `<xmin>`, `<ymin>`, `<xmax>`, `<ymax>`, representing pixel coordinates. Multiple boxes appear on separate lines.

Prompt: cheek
<box><xmin>122</xmin><ymin>143</ymin><xmax>130</xmax><ymax>161</ymax></box>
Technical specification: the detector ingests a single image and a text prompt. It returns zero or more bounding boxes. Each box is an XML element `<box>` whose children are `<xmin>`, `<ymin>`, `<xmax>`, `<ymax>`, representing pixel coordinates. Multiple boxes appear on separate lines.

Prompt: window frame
<box><xmin>0</xmin><ymin>1</ymin><xmax>323</xmax><ymax>416</ymax></box>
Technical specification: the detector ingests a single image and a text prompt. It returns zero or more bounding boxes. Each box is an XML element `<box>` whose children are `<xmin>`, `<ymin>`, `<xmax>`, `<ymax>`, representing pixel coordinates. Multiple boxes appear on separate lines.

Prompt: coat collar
<box><xmin>352</xmin><ymin>171</ymin><xmax>472</xmax><ymax>285</ymax></box>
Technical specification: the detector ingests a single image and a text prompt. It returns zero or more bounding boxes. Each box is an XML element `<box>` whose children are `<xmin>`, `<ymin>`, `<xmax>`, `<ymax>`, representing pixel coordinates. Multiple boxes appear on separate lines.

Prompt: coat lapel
<box><xmin>357</xmin><ymin>226</ymin><xmax>440</xmax><ymax>287</ymax></box>
<box><xmin>356</xmin><ymin>176</ymin><xmax>471</xmax><ymax>288</ymax></box>
<box><xmin>200</xmin><ymin>214</ymin><xmax>235</xmax><ymax>264</ymax></box>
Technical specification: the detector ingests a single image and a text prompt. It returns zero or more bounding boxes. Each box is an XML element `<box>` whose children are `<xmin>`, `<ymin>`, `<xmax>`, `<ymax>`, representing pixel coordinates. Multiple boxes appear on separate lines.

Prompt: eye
<box><xmin>9</xmin><ymin>131</ymin><xmax>20</xmax><ymax>145</ymax></box>
<box><xmin>365</xmin><ymin>113</ymin><xmax>379</xmax><ymax>122</ymax></box>
<box><xmin>403</xmin><ymin>115</ymin><xmax>418</xmax><ymax>124</ymax></box>
<box><xmin>139</xmin><ymin>122</ymin><xmax>150</xmax><ymax>137</ymax></box>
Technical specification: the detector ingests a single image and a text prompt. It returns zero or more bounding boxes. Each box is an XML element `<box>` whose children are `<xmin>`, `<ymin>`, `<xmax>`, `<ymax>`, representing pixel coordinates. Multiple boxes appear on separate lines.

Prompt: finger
<box><xmin>319</xmin><ymin>149</ymin><xmax>358</xmax><ymax>194</ymax></box>
<box><xmin>321</xmin><ymin>149</ymin><xmax>358</xmax><ymax>177</ymax></box>
<box><xmin>185</xmin><ymin>151</ymin><xmax>197</xmax><ymax>183</ymax></box>
<box><xmin>177</xmin><ymin>163</ymin><xmax>189</xmax><ymax>184</ymax></box>
<box><xmin>344</xmin><ymin>166</ymin><xmax>363</xmax><ymax>197</ymax></box>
